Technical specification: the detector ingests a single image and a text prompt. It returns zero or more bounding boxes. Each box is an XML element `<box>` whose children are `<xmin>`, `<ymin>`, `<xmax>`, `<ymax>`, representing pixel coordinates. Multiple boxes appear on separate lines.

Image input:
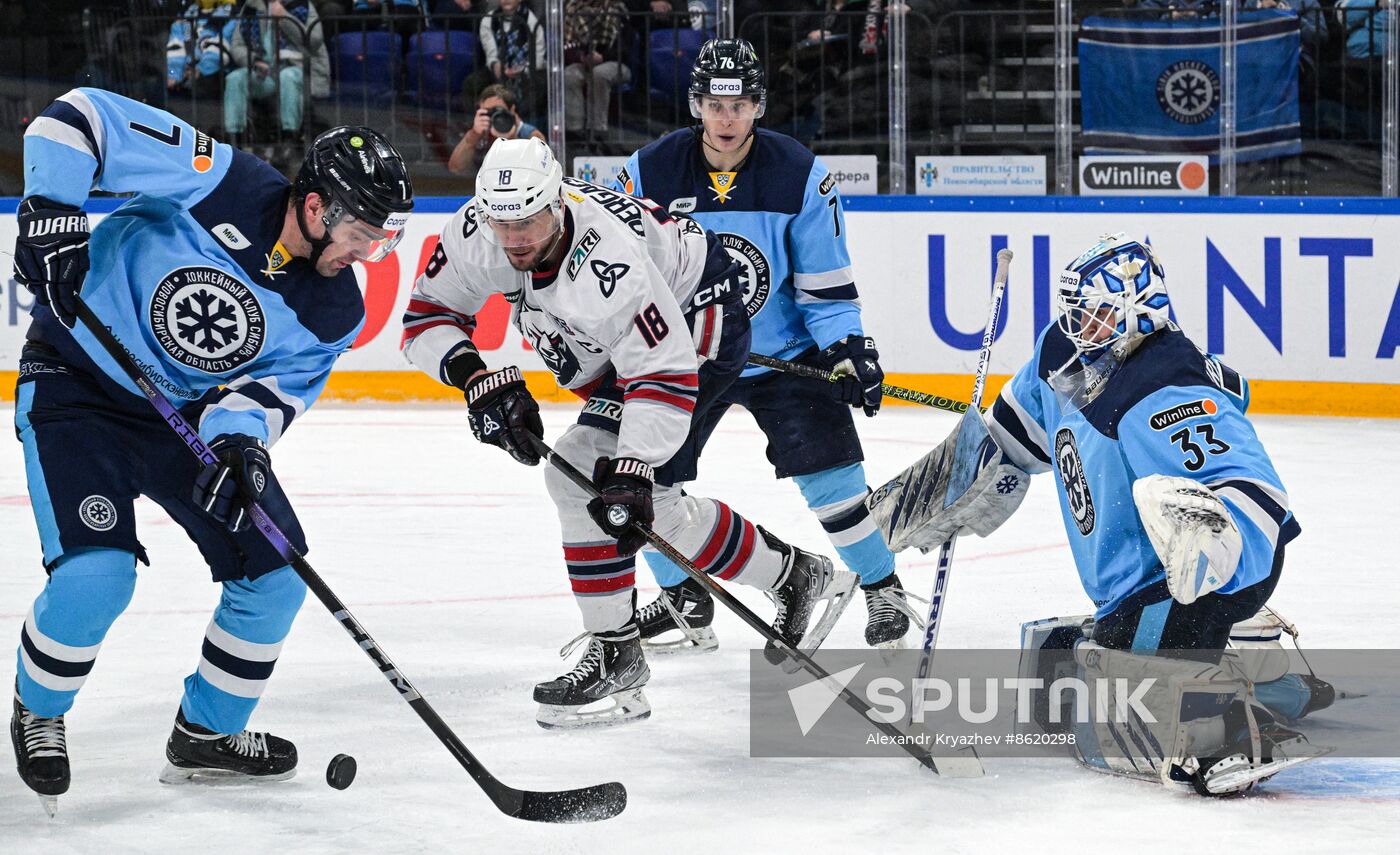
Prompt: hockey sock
<box><xmin>794</xmin><ymin>463</ymin><xmax>895</xmax><ymax>587</ymax></box>
<box><xmin>17</xmin><ymin>548</ymin><xmax>137</xmax><ymax>717</ymax></box>
<box><xmin>181</xmin><ymin>565</ymin><xmax>305</xmax><ymax>735</ymax></box>
<box><xmin>565</xmin><ymin>540</ymin><xmax>638</xmax><ymax>634</ymax></box>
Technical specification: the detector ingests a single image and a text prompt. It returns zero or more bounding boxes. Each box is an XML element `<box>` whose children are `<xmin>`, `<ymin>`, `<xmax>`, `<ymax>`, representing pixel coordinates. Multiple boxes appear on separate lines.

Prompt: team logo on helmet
<box><xmin>149</xmin><ymin>266</ymin><xmax>266</xmax><ymax>374</ymax></box>
<box><xmin>719</xmin><ymin>233</ymin><xmax>771</xmax><ymax>318</ymax></box>
<box><xmin>1054</xmin><ymin>428</ymin><xmax>1095</xmax><ymax>536</ymax></box>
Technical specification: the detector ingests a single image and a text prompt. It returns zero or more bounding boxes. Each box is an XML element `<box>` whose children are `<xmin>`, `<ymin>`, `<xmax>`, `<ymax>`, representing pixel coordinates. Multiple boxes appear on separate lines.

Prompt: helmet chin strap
<box><xmin>295</xmin><ymin>195</ymin><xmax>335</xmax><ymax>267</ymax></box>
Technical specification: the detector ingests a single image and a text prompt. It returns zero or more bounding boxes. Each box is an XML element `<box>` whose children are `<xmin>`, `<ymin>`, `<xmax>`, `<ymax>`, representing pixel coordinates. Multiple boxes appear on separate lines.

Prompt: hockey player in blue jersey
<box><xmin>932</xmin><ymin>233</ymin><xmax>1333</xmax><ymax>793</ymax></box>
<box><xmin>9</xmin><ymin>88</ymin><xmax>412</xmax><ymax>813</ymax></box>
<box><xmin>615</xmin><ymin>39</ymin><xmax>913</xmax><ymax>651</ymax></box>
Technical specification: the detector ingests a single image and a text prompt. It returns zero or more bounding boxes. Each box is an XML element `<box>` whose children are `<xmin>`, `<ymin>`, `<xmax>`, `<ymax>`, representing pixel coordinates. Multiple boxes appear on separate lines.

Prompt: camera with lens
<box><xmin>489</xmin><ymin>106</ymin><xmax>517</xmax><ymax>136</ymax></box>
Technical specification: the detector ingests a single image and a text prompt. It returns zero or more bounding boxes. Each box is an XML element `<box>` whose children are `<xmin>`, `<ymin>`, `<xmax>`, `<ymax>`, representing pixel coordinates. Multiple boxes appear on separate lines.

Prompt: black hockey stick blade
<box><xmin>509</xmin><ymin>781</ymin><xmax>629</xmax><ymax>823</ymax></box>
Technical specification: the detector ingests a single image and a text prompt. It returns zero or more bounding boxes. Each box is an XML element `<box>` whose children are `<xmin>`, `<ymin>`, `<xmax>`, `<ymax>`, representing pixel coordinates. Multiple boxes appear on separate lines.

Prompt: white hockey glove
<box><xmin>1133</xmin><ymin>475</ymin><xmax>1242</xmax><ymax>606</ymax></box>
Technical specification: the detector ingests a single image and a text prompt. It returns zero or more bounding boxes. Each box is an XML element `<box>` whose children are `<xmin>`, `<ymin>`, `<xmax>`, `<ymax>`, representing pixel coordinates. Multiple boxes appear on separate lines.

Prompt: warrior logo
<box><xmin>149</xmin><ymin>266</ymin><xmax>266</xmax><ymax>374</ymax></box>
<box><xmin>1054</xmin><ymin>428</ymin><xmax>1096</xmax><ymax>536</ymax></box>
<box><xmin>79</xmin><ymin>495</ymin><xmax>118</xmax><ymax>532</ymax></box>
<box><xmin>719</xmin><ymin>233</ymin><xmax>771</xmax><ymax>318</ymax></box>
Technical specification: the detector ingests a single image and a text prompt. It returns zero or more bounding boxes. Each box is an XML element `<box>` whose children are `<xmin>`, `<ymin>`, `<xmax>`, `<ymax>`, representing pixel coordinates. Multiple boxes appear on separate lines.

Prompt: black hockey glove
<box><xmin>193</xmin><ymin>434</ymin><xmax>272</xmax><ymax>533</ymax></box>
<box><xmin>465</xmin><ymin>365</ymin><xmax>544</xmax><ymax>466</ymax></box>
<box><xmin>586</xmin><ymin>456</ymin><xmax>655</xmax><ymax>557</ymax></box>
<box><xmin>13</xmin><ymin>196</ymin><xmax>90</xmax><ymax>330</ymax></box>
<box><xmin>818</xmin><ymin>334</ymin><xmax>884</xmax><ymax>417</ymax></box>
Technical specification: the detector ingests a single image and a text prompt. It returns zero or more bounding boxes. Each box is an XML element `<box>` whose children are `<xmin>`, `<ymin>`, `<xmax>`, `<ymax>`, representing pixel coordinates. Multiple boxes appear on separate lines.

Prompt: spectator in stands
<box><xmin>1337</xmin><ymin>0</ymin><xmax>1393</xmax><ymax>58</ymax></box>
<box><xmin>166</xmin><ymin>0</ymin><xmax>239</xmax><ymax>97</ymax></box>
<box><xmin>447</xmin><ymin>83</ymin><xmax>548</xmax><ymax>188</ymax></box>
<box><xmin>564</xmin><ymin>0</ymin><xmax>632</xmax><ymax>137</ymax></box>
<box><xmin>225</xmin><ymin>1</ymin><xmax>330</xmax><ymax>149</ymax></box>
<box><xmin>1128</xmin><ymin>1</ymin><xmax>1323</xmax><ymax>63</ymax></box>
<box><xmin>466</xmin><ymin>0</ymin><xmax>543</xmax><ymax>113</ymax></box>
<box><xmin>431</xmin><ymin>0</ymin><xmax>478</xmax><ymax>32</ymax></box>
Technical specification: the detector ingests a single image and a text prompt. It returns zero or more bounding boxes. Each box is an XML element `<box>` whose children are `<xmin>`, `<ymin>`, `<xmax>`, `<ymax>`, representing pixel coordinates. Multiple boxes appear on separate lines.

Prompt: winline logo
<box><xmin>1080</xmin><ymin>157</ymin><xmax>1208</xmax><ymax>195</ymax></box>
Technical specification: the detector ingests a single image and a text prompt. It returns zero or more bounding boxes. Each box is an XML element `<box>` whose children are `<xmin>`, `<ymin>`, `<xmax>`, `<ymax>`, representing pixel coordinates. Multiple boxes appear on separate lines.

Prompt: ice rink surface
<box><xmin>1</xmin><ymin>402</ymin><xmax>1397</xmax><ymax>854</ymax></box>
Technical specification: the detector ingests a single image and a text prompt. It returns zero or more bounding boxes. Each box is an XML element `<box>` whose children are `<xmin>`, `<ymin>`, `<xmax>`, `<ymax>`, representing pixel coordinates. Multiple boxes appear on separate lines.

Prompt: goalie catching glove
<box><xmin>1133</xmin><ymin>474</ymin><xmax>1242</xmax><ymax>606</ymax></box>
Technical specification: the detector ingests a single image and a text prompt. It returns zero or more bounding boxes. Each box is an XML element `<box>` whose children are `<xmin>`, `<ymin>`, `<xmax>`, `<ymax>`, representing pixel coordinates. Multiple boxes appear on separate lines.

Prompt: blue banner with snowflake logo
<box><xmin>1079</xmin><ymin>10</ymin><xmax>1302</xmax><ymax>164</ymax></box>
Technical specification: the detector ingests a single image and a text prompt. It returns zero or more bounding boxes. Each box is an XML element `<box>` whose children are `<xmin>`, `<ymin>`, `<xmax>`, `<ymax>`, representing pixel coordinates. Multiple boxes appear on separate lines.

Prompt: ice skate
<box><xmin>12</xmin><ymin>688</ymin><xmax>69</xmax><ymax>817</ymax></box>
<box><xmin>160</xmin><ymin>708</ymin><xmax>297</xmax><ymax>784</ymax></box>
<box><xmin>758</xmin><ymin>527</ymin><xmax>857</xmax><ymax>666</ymax></box>
<box><xmin>861</xmin><ymin>573</ymin><xmax>920</xmax><ymax>649</ymax></box>
<box><xmin>535</xmin><ymin>629</ymin><xmax>652</xmax><ymax>730</ymax></box>
<box><xmin>637</xmin><ymin>577</ymin><xmax>719</xmax><ymax>654</ymax></box>
<box><xmin>1166</xmin><ymin>721</ymin><xmax>1333</xmax><ymax>796</ymax></box>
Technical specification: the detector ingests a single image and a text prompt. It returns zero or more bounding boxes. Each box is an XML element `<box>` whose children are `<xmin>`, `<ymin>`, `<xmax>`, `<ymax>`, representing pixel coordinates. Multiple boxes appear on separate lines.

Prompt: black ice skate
<box><xmin>11</xmin><ymin>688</ymin><xmax>70</xmax><ymax>817</ymax></box>
<box><xmin>534</xmin><ymin>628</ymin><xmax>652</xmax><ymax>730</ymax></box>
<box><xmin>861</xmin><ymin>573</ymin><xmax>920</xmax><ymax>649</ymax></box>
<box><xmin>160</xmin><ymin>708</ymin><xmax>297</xmax><ymax>784</ymax></box>
<box><xmin>637</xmin><ymin>577</ymin><xmax>719</xmax><ymax>654</ymax></box>
<box><xmin>759</xmin><ymin>527</ymin><xmax>857</xmax><ymax>666</ymax></box>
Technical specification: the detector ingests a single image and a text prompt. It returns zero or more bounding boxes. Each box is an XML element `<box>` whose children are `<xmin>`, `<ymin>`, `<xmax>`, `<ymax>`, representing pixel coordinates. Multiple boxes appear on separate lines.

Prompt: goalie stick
<box><xmin>529</xmin><ymin>437</ymin><xmax>970</xmax><ymax>775</ymax></box>
<box><xmin>746</xmin><ymin>353</ymin><xmax>982</xmax><ymax>415</ymax></box>
<box><xmin>905</xmin><ymin>248</ymin><xmax>1014</xmax><ymax>777</ymax></box>
<box><xmin>71</xmin><ymin>298</ymin><xmax>626</xmax><ymax>824</ymax></box>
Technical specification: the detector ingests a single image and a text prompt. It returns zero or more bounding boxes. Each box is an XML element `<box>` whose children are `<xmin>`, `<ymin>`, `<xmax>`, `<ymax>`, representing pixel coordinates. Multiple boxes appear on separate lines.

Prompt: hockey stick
<box><xmin>918</xmin><ymin>249</ymin><xmax>1011</xmax><ymax>665</ymax></box>
<box><xmin>70</xmin><ymin>298</ymin><xmax>626</xmax><ymax>824</ymax></box>
<box><xmin>528</xmin><ymin>436</ymin><xmax>948</xmax><ymax>774</ymax></box>
<box><xmin>902</xmin><ymin>250</ymin><xmax>1013</xmax><ymax>777</ymax></box>
<box><xmin>746</xmin><ymin>353</ymin><xmax>983</xmax><ymax>414</ymax></box>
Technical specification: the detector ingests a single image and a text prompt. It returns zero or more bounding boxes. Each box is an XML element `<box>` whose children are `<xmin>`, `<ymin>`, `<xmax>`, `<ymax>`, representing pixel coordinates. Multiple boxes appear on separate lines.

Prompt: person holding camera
<box><xmin>447</xmin><ymin>84</ymin><xmax>548</xmax><ymax>186</ymax></box>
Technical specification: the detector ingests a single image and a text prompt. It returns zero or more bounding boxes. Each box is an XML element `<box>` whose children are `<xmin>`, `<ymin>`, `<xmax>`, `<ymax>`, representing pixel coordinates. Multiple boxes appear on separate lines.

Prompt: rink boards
<box><xmin>0</xmin><ymin>196</ymin><xmax>1396</xmax><ymax>416</ymax></box>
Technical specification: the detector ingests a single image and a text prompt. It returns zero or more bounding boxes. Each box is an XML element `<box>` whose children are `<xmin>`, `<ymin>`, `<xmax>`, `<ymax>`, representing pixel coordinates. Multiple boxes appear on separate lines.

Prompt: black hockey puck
<box><xmin>326</xmin><ymin>754</ymin><xmax>357</xmax><ymax>790</ymax></box>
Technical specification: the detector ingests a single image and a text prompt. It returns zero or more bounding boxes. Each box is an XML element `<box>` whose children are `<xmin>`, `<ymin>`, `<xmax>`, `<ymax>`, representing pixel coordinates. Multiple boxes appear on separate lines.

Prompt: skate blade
<box><xmin>536</xmin><ymin>688</ymin><xmax>652</xmax><ymax>731</ymax></box>
<box><xmin>39</xmin><ymin>794</ymin><xmax>57</xmax><ymax>818</ymax></box>
<box><xmin>158</xmin><ymin>763</ymin><xmax>297</xmax><ymax>785</ymax></box>
<box><xmin>1205</xmin><ymin>744</ymin><xmax>1336</xmax><ymax>794</ymax></box>
<box><xmin>641</xmin><ymin>625</ymin><xmax>719</xmax><ymax>655</ymax></box>
<box><xmin>796</xmin><ymin>570</ymin><xmax>859</xmax><ymax>654</ymax></box>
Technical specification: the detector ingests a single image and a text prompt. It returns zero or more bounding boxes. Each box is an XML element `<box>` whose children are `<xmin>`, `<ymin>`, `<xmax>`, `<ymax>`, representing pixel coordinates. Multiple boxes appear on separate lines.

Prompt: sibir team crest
<box><xmin>1054</xmin><ymin>428</ymin><xmax>1096</xmax><ymax>536</ymax></box>
<box><xmin>149</xmin><ymin>266</ymin><xmax>266</xmax><ymax>374</ymax></box>
<box><xmin>1156</xmin><ymin>60</ymin><xmax>1220</xmax><ymax>124</ymax></box>
<box><xmin>719</xmin><ymin>233</ymin><xmax>771</xmax><ymax>318</ymax></box>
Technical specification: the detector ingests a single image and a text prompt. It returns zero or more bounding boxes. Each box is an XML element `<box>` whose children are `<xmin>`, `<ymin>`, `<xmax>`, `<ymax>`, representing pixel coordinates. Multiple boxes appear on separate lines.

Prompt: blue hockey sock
<box><xmin>16</xmin><ymin>548</ymin><xmax>137</xmax><ymax>718</ymax></box>
<box><xmin>181</xmin><ymin>565</ymin><xmax>306</xmax><ymax>734</ymax></box>
<box><xmin>794</xmin><ymin>463</ymin><xmax>895</xmax><ymax>586</ymax></box>
<box><xmin>642</xmin><ymin>547</ymin><xmax>689</xmax><ymax>589</ymax></box>
<box><xmin>1254</xmin><ymin>672</ymin><xmax>1313</xmax><ymax>723</ymax></box>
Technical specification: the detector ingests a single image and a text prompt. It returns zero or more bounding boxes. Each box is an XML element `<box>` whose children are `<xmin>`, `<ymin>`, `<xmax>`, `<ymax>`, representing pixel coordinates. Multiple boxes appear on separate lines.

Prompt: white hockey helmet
<box><xmin>1055</xmin><ymin>232</ymin><xmax>1170</xmax><ymax>356</ymax></box>
<box><xmin>475</xmin><ymin>137</ymin><xmax>563</xmax><ymax>223</ymax></box>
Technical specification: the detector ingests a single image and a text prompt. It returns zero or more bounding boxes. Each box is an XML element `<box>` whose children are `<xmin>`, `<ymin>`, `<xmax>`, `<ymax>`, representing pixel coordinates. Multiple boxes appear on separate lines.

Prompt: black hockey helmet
<box><xmin>293</xmin><ymin>126</ymin><xmax>414</xmax><ymax>263</ymax></box>
<box><xmin>689</xmin><ymin>38</ymin><xmax>766</xmax><ymax>119</ymax></box>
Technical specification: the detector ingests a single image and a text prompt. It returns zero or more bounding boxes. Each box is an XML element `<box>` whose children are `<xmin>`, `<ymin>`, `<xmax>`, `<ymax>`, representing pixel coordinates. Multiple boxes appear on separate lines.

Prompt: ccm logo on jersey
<box><xmin>709</xmin><ymin>78</ymin><xmax>743</xmax><ymax>95</ymax></box>
<box><xmin>1149</xmin><ymin>398</ymin><xmax>1218</xmax><ymax>430</ymax></box>
<box><xmin>212</xmin><ymin>223</ymin><xmax>251</xmax><ymax>250</ymax></box>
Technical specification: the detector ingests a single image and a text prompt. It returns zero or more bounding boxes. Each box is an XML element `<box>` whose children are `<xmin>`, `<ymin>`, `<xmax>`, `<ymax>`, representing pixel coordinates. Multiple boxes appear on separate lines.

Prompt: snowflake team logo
<box><xmin>995</xmin><ymin>474</ymin><xmax>1020</xmax><ymax>495</ymax></box>
<box><xmin>149</xmin><ymin>267</ymin><xmax>266</xmax><ymax>374</ymax></box>
<box><xmin>1156</xmin><ymin>60</ymin><xmax>1220</xmax><ymax>125</ymax></box>
<box><xmin>719</xmin><ymin>233</ymin><xmax>771</xmax><ymax>319</ymax></box>
<box><xmin>79</xmin><ymin>495</ymin><xmax>117</xmax><ymax>532</ymax></box>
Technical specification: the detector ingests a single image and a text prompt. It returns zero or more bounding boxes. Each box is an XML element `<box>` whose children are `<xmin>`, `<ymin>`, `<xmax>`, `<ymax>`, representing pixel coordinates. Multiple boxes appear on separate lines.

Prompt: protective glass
<box><xmin>1048</xmin><ymin>347</ymin><xmax>1125</xmax><ymax>414</ymax></box>
<box><xmin>479</xmin><ymin>203</ymin><xmax>563</xmax><ymax>249</ymax></box>
<box><xmin>324</xmin><ymin>204</ymin><xmax>403</xmax><ymax>263</ymax></box>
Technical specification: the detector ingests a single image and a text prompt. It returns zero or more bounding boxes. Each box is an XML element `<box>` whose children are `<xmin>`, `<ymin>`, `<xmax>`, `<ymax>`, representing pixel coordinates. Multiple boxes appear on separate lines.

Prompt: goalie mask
<box><xmin>1050</xmin><ymin>233</ymin><xmax>1171</xmax><ymax>411</ymax></box>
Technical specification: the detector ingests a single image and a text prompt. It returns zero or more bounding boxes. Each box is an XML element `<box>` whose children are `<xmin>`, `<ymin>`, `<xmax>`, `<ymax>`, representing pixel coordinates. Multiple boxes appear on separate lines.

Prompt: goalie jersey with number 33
<box><xmin>988</xmin><ymin>322</ymin><xmax>1300</xmax><ymax>620</ymax></box>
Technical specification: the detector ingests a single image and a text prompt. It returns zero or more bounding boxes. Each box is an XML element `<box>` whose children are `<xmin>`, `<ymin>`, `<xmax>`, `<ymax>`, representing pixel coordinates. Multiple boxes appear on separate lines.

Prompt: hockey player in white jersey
<box><xmin>401</xmin><ymin>138</ymin><xmax>855</xmax><ymax>728</ymax></box>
